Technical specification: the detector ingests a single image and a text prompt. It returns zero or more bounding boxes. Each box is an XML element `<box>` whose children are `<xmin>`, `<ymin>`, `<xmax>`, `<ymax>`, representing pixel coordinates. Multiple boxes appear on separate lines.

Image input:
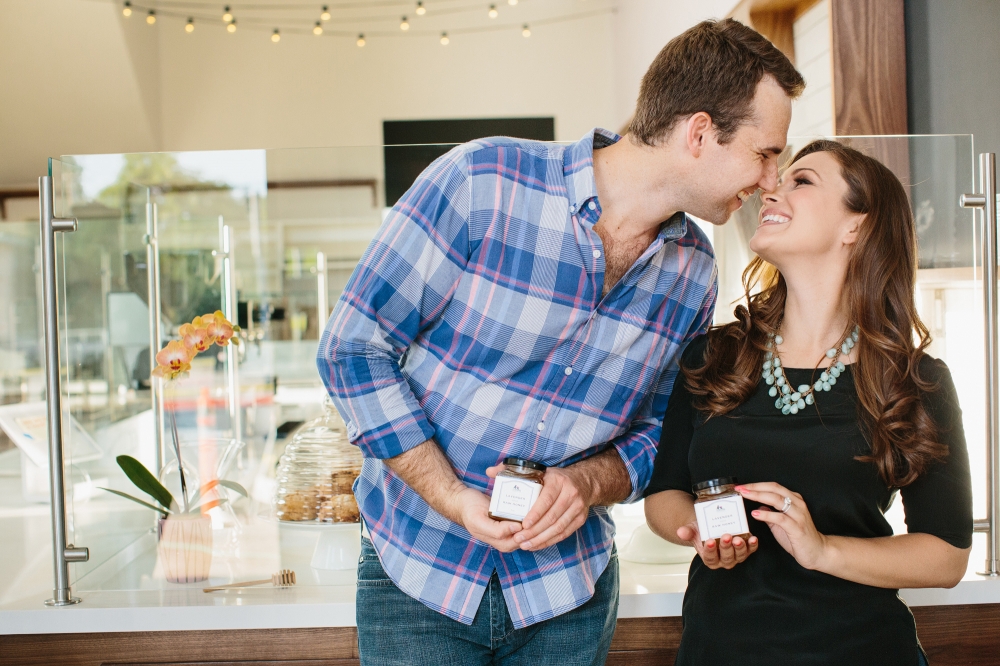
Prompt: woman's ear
<box><xmin>842</xmin><ymin>213</ymin><xmax>865</xmax><ymax>246</ymax></box>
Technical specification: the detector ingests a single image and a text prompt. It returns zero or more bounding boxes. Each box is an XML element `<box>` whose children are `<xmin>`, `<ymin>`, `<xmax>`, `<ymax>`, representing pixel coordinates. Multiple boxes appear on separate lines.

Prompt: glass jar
<box><xmin>488</xmin><ymin>457</ymin><xmax>546</xmax><ymax>522</ymax></box>
<box><xmin>692</xmin><ymin>477</ymin><xmax>750</xmax><ymax>543</ymax></box>
<box><xmin>273</xmin><ymin>398</ymin><xmax>363</xmax><ymax>523</ymax></box>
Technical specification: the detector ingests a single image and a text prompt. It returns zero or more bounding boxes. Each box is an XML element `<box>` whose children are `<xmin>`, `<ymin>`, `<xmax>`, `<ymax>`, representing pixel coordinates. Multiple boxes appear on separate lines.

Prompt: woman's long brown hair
<box><xmin>684</xmin><ymin>140</ymin><xmax>947</xmax><ymax>488</ymax></box>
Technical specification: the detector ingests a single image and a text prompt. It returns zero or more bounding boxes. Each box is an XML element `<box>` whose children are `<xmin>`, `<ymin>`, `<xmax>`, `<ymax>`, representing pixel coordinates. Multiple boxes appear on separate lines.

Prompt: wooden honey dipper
<box><xmin>203</xmin><ymin>569</ymin><xmax>296</xmax><ymax>592</ymax></box>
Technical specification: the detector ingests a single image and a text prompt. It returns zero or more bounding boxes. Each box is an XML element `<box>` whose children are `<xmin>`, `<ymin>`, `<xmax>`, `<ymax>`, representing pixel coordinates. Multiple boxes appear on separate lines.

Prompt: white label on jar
<box><xmin>488</xmin><ymin>476</ymin><xmax>542</xmax><ymax>521</ymax></box>
<box><xmin>694</xmin><ymin>495</ymin><xmax>750</xmax><ymax>541</ymax></box>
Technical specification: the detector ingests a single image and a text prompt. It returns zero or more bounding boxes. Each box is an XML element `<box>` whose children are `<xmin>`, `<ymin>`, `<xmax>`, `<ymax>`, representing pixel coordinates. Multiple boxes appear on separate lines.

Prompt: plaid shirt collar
<box><xmin>564</xmin><ymin>128</ymin><xmax>688</xmax><ymax>242</ymax></box>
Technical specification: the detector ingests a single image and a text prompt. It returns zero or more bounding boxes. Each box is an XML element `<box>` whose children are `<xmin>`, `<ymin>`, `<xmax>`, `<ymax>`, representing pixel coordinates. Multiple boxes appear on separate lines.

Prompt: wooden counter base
<box><xmin>2</xmin><ymin>604</ymin><xmax>997</xmax><ymax>665</ymax></box>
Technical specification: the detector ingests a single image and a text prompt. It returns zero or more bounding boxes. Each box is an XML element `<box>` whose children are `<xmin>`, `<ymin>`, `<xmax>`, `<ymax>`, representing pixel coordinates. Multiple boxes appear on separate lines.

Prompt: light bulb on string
<box><xmin>222</xmin><ymin>6</ymin><xmax>233</xmax><ymax>23</ymax></box>
<box><xmin>488</xmin><ymin>5</ymin><xmax>498</xmax><ymax>19</ymax></box>
<box><xmin>271</xmin><ymin>29</ymin><xmax>281</xmax><ymax>43</ymax></box>
<box><xmin>185</xmin><ymin>18</ymin><xmax>195</xmax><ymax>33</ymax></box>
<box><xmin>440</xmin><ymin>32</ymin><xmax>449</xmax><ymax>45</ymax></box>
<box><xmin>321</xmin><ymin>5</ymin><xmax>331</xmax><ymax>21</ymax></box>
<box><xmin>122</xmin><ymin>2</ymin><xmax>132</xmax><ymax>17</ymax></box>
<box><xmin>356</xmin><ymin>33</ymin><xmax>366</xmax><ymax>47</ymax></box>
<box><xmin>400</xmin><ymin>16</ymin><xmax>410</xmax><ymax>31</ymax></box>
<box><xmin>415</xmin><ymin>1</ymin><xmax>426</xmax><ymax>15</ymax></box>
<box><xmin>313</xmin><ymin>21</ymin><xmax>323</xmax><ymax>35</ymax></box>
<box><xmin>227</xmin><ymin>20</ymin><xmax>237</xmax><ymax>33</ymax></box>
<box><xmin>522</xmin><ymin>23</ymin><xmax>530</xmax><ymax>37</ymax></box>
<box><xmin>146</xmin><ymin>10</ymin><xmax>156</xmax><ymax>25</ymax></box>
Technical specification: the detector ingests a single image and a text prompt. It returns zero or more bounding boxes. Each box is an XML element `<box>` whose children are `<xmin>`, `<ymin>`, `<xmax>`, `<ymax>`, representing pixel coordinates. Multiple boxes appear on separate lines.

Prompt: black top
<box><xmin>645</xmin><ymin>336</ymin><xmax>973</xmax><ymax>666</ymax></box>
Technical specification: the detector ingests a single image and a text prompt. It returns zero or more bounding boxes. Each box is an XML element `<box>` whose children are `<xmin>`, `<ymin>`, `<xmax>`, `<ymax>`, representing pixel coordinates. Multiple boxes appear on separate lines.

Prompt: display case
<box><xmin>1</xmin><ymin>136</ymin><xmax>998</xmax><ymax>666</ymax></box>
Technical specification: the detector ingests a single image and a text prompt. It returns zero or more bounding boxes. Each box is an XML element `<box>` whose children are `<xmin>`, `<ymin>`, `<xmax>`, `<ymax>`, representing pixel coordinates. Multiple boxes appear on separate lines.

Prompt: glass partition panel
<box><xmin>8</xmin><ymin>136</ymin><xmax>981</xmax><ymax>600</ymax></box>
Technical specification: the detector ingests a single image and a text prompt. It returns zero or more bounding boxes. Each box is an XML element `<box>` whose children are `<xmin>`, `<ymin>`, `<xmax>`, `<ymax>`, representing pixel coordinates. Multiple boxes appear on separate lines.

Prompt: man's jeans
<box><xmin>356</xmin><ymin>537</ymin><xmax>619</xmax><ymax>666</ymax></box>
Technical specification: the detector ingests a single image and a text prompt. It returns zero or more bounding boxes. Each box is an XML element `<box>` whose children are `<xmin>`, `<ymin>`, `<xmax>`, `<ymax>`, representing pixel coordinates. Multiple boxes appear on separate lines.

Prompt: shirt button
<box><xmin>568</xmin><ymin>204</ymin><xmax>575</xmax><ymax>212</ymax></box>
<box><xmin>537</xmin><ymin>422</ymin><xmax>545</xmax><ymax>431</ymax></box>
<box><xmin>593</xmin><ymin>250</ymin><xmax>601</xmax><ymax>259</ymax></box>
<box><xmin>564</xmin><ymin>367</ymin><xmax>573</xmax><ymax>376</ymax></box>
<box><xmin>588</xmin><ymin>201</ymin><xmax>597</xmax><ymax>211</ymax></box>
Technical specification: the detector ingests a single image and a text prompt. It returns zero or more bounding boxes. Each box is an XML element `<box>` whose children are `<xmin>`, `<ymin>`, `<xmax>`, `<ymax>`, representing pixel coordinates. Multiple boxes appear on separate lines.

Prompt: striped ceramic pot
<box><xmin>157</xmin><ymin>514</ymin><xmax>213</xmax><ymax>583</ymax></box>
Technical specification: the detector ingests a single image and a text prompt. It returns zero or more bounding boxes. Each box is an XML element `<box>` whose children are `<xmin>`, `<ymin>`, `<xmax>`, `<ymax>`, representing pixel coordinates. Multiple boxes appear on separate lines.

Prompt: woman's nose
<box><xmin>762</xmin><ymin>190</ymin><xmax>780</xmax><ymax>203</ymax></box>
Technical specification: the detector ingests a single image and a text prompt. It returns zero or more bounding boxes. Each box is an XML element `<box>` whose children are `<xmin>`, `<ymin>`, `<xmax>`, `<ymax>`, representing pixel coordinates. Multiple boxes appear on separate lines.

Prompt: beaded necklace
<box><xmin>763</xmin><ymin>326</ymin><xmax>859</xmax><ymax>415</ymax></box>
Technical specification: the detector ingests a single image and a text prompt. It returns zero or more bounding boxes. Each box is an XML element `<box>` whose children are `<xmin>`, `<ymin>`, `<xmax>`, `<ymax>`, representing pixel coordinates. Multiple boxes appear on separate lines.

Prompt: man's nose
<box><xmin>758</xmin><ymin>161</ymin><xmax>779</xmax><ymax>193</ymax></box>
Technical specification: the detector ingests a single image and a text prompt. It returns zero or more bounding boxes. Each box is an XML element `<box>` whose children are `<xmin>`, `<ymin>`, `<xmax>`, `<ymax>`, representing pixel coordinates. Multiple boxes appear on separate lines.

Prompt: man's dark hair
<box><xmin>630</xmin><ymin>19</ymin><xmax>805</xmax><ymax>145</ymax></box>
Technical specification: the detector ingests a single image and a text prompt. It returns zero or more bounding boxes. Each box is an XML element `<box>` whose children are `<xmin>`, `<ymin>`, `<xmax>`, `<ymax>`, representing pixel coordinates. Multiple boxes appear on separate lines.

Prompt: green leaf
<box><xmin>187</xmin><ymin>479</ymin><xmax>219</xmax><ymax>509</ymax></box>
<box><xmin>218</xmin><ymin>480</ymin><xmax>248</xmax><ymax>498</ymax></box>
<box><xmin>99</xmin><ymin>487</ymin><xmax>170</xmax><ymax>517</ymax></box>
<box><xmin>115</xmin><ymin>455</ymin><xmax>174</xmax><ymax>510</ymax></box>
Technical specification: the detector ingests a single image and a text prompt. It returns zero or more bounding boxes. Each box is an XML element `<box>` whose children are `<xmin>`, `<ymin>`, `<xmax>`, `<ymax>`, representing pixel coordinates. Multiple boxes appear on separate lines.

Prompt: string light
<box><xmin>415</xmin><ymin>1</ymin><xmax>426</xmax><ymax>15</ymax></box>
<box><xmin>356</xmin><ymin>33</ymin><xmax>366</xmax><ymax>47</ymax></box>
<box><xmin>508</xmin><ymin>0</ymin><xmax>518</xmax><ymax>4</ymax></box>
<box><xmin>185</xmin><ymin>17</ymin><xmax>195</xmax><ymax>33</ymax></box>
<box><xmin>320</xmin><ymin>5</ymin><xmax>331</xmax><ymax>21</ymax></box>
<box><xmin>400</xmin><ymin>16</ymin><xmax>409</xmax><ymax>30</ymax></box>
<box><xmin>227</xmin><ymin>19</ymin><xmax>237</xmax><ymax>33</ymax></box>
<box><xmin>522</xmin><ymin>23</ymin><xmax>530</xmax><ymax>37</ymax></box>
<box><xmin>313</xmin><ymin>21</ymin><xmax>323</xmax><ymax>35</ymax></box>
<box><xmin>488</xmin><ymin>5</ymin><xmax>498</xmax><ymax>19</ymax></box>
<box><xmin>146</xmin><ymin>9</ymin><xmax>156</xmax><ymax>25</ymax></box>
<box><xmin>271</xmin><ymin>28</ymin><xmax>280</xmax><ymax>42</ymax></box>
<box><xmin>222</xmin><ymin>6</ymin><xmax>233</xmax><ymax>23</ymax></box>
<box><xmin>440</xmin><ymin>32</ymin><xmax>449</xmax><ymax>45</ymax></box>
<box><xmin>122</xmin><ymin>2</ymin><xmax>132</xmax><ymax>17</ymax></box>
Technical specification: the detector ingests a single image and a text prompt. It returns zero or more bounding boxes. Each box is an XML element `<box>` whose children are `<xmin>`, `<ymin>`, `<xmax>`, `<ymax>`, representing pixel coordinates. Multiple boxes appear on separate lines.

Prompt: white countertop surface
<box><xmin>1</xmin><ymin>460</ymin><xmax>998</xmax><ymax>636</ymax></box>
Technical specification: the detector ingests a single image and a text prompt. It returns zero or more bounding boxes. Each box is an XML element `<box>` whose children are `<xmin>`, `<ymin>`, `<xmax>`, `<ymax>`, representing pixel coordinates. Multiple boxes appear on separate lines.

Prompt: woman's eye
<box><xmin>794</xmin><ymin>176</ymin><xmax>812</xmax><ymax>186</ymax></box>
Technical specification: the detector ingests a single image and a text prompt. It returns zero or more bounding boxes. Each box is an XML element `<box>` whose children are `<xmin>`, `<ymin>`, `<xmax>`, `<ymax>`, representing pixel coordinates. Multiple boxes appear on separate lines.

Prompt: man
<box><xmin>318</xmin><ymin>18</ymin><xmax>803</xmax><ymax>666</ymax></box>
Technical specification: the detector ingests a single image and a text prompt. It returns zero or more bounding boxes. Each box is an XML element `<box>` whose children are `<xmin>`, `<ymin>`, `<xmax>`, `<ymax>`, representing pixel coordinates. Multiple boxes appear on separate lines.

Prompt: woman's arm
<box><xmin>645</xmin><ymin>489</ymin><xmax>758</xmax><ymax>569</ymax></box>
<box><xmin>738</xmin><ymin>482</ymin><xmax>970</xmax><ymax>588</ymax></box>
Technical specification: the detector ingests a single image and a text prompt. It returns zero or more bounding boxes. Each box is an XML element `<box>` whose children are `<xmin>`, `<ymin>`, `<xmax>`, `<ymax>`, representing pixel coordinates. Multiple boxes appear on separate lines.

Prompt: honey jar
<box><xmin>488</xmin><ymin>457</ymin><xmax>545</xmax><ymax>522</ymax></box>
<box><xmin>692</xmin><ymin>477</ymin><xmax>751</xmax><ymax>543</ymax></box>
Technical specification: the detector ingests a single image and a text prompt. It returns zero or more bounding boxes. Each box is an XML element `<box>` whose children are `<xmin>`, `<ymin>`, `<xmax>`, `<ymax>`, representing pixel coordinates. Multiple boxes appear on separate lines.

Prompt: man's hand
<box><xmin>449</xmin><ymin>487</ymin><xmax>523</xmax><ymax>552</ymax></box>
<box><xmin>491</xmin><ymin>465</ymin><xmax>593</xmax><ymax>552</ymax></box>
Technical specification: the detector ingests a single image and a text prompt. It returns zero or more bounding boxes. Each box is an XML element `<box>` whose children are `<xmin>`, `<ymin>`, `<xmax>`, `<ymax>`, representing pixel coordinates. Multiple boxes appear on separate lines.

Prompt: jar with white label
<box><xmin>488</xmin><ymin>457</ymin><xmax>546</xmax><ymax>522</ymax></box>
<box><xmin>692</xmin><ymin>477</ymin><xmax>751</xmax><ymax>544</ymax></box>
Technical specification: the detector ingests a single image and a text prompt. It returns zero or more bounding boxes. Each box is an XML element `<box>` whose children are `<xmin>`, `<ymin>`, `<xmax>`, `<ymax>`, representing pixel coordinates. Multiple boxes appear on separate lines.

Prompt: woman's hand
<box><xmin>737</xmin><ymin>482</ymin><xmax>829</xmax><ymax>570</ymax></box>
<box><xmin>677</xmin><ymin>521</ymin><xmax>758</xmax><ymax>570</ymax></box>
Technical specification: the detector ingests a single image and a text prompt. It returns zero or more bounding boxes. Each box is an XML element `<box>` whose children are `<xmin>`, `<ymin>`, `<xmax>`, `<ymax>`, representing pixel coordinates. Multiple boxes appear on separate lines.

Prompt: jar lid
<box><xmin>503</xmin><ymin>457</ymin><xmax>546</xmax><ymax>472</ymax></box>
<box><xmin>692</xmin><ymin>477</ymin><xmax>736</xmax><ymax>492</ymax></box>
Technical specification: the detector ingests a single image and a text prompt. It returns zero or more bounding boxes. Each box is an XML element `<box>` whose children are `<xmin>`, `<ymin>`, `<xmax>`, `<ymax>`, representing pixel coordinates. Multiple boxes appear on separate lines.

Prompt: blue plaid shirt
<box><xmin>318</xmin><ymin>129</ymin><xmax>717</xmax><ymax>628</ymax></box>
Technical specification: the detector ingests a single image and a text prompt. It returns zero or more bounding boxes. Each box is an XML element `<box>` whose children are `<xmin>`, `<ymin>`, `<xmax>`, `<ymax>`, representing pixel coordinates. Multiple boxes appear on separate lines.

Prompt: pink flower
<box><xmin>180</xmin><ymin>322</ymin><xmax>214</xmax><ymax>352</ymax></box>
<box><xmin>152</xmin><ymin>340</ymin><xmax>194</xmax><ymax>380</ymax></box>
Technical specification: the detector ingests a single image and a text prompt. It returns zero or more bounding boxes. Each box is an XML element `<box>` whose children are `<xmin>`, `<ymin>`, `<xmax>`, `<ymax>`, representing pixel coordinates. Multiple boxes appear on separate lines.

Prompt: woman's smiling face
<box><xmin>749</xmin><ymin>150</ymin><xmax>864</xmax><ymax>268</ymax></box>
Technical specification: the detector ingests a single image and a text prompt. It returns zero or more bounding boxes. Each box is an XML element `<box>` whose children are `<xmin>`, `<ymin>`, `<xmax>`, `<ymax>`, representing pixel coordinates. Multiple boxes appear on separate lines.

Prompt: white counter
<box><xmin>1</xmin><ymin>471</ymin><xmax>998</xmax><ymax>636</ymax></box>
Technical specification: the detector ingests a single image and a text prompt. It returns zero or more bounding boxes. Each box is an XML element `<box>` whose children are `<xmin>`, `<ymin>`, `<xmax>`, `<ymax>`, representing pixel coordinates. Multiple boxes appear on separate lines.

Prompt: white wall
<box><xmin>787</xmin><ymin>0</ymin><xmax>833</xmax><ymax>141</ymax></box>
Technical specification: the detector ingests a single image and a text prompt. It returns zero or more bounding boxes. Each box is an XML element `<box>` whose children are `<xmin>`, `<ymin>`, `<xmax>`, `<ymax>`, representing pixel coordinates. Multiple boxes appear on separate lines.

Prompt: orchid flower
<box><xmin>151</xmin><ymin>340</ymin><xmax>194</xmax><ymax>380</ymax></box>
<box><xmin>179</xmin><ymin>322</ymin><xmax>215</xmax><ymax>352</ymax></box>
<box><xmin>203</xmin><ymin>310</ymin><xmax>241</xmax><ymax>346</ymax></box>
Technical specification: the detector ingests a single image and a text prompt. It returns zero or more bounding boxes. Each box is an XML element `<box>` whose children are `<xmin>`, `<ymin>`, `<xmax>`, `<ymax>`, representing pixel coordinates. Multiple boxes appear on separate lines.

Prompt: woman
<box><xmin>644</xmin><ymin>140</ymin><xmax>973</xmax><ymax>666</ymax></box>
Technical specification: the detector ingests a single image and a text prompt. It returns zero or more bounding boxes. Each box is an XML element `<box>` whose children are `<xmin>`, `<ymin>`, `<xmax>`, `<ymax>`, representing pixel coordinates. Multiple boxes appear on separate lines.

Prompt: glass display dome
<box><xmin>273</xmin><ymin>398</ymin><xmax>362</xmax><ymax>523</ymax></box>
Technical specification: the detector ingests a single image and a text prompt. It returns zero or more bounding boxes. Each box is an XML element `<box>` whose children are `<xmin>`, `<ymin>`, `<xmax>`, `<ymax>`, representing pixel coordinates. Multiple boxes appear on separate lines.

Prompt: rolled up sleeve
<box><xmin>316</xmin><ymin>147</ymin><xmax>472</xmax><ymax>459</ymax></box>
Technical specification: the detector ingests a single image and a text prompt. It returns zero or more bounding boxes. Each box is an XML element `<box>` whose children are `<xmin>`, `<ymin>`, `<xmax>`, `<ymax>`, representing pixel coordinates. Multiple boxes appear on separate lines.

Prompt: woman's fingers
<box><xmin>700</xmin><ymin>538</ymin><xmax>720</xmax><ymax>566</ymax></box>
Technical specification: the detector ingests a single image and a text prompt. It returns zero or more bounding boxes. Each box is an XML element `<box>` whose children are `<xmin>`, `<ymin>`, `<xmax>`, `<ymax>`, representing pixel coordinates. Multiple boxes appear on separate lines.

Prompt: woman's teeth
<box><xmin>761</xmin><ymin>214</ymin><xmax>790</xmax><ymax>224</ymax></box>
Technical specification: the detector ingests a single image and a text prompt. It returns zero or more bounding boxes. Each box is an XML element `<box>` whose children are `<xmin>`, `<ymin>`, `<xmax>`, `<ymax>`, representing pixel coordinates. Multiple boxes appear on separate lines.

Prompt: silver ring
<box><xmin>780</xmin><ymin>496</ymin><xmax>792</xmax><ymax>513</ymax></box>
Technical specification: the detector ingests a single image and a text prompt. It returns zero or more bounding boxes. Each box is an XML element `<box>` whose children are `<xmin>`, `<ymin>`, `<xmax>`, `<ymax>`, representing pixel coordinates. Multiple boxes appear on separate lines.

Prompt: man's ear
<box><xmin>842</xmin><ymin>213</ymin><xmax>865</xmax><ymax>246</ymax></box>
<box><xmin>686</xmin><ymin>112</ymin><xmax>714</xmax><ymax>158</ymax></box>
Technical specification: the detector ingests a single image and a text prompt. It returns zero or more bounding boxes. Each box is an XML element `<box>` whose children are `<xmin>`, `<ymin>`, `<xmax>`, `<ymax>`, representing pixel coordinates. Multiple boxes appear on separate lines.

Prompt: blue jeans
<box><xmin>918</xmin><ymin>648</ymin><xmax>929</xmax><ymax>666</ymax></box>
<box><xmin>356</xmin><ymin>537</ymin><xmax>619</xmax><ymax>666</ymax></box>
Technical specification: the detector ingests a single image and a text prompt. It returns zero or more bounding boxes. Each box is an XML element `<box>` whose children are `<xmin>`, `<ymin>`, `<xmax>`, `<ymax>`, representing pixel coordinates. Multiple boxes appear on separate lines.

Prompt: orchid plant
<box><xmin>101</xmin><ymin>311</ymin><xmax>246</xmax><ymax>516</ymax></box>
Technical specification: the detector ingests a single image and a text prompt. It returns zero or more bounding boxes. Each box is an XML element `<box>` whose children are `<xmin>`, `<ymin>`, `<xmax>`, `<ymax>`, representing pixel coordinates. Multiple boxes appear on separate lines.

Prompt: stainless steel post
<box><xmin>218</xmin><ymin>218</ymin><xmax>241</xmax><ymax>442</ymax></box>
<box><xmin>961</xmin><ymin>152</ymin><xmax>1000</xmax><ymax>577</ymax></box>
<box><xmin>146</xmin><ymin>200</ymin><xmax>165</xmax><ymax>475</ymax></box>
<box><xmin>316</xmin><ymin>251</ymin><xmax>329</xmax><ymax>327</ymax></box>
<box><xmin>39</xmin><ymin>175</ymin><xmax>89</xmax><ymax>606</ymax></box>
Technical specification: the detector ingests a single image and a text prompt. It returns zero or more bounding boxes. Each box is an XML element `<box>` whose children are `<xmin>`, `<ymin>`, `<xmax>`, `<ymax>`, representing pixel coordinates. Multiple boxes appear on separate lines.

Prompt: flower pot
<box><xmin>157</xmin><ymin>514</ymin><xmax>213</xmax><ymax>583</ymax></box>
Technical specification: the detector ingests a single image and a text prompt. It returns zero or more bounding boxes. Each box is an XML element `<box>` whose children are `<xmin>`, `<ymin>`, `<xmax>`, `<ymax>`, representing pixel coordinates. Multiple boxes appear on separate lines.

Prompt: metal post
<box><xmin>961</xmin><ymin>152</ymin><xmax>1000</xmax><ymax>577</ymax></box>
<box><xmin>39</xmin><ymin>175</ymin><xmax>89</xmax><ymax>606</ymax></box>
<box><xmin>316</xmin><ymin>251</ymin><xmax>329</xmax><ymax>327</ymax></box>
<box><xmin>146</xmin><ymin>200</ymin><xmax>165</xmax><ymax>475</ymax></box>
<box><xmin>218</xmin><ymin>218</ymin><xmax>241</xmax><ymax>442</ymax></box>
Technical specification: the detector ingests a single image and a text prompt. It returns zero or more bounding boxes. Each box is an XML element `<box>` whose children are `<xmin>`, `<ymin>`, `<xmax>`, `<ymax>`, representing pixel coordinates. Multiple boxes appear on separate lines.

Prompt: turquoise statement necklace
<box><xmin>763</xmin><ymin>326</ymin><xmax>860</xmax><ymax>415</ymax></box>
